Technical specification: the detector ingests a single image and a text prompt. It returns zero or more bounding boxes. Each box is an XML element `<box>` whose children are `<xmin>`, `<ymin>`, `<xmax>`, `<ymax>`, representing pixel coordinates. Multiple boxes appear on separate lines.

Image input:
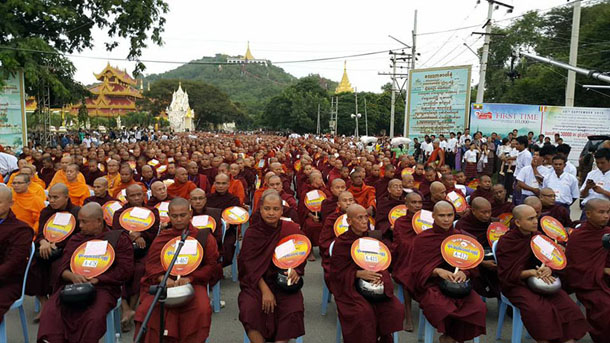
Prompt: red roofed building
<box><xmin>70</xmin><ymin>63</ymin><xmax>143</xmax><ymax>117</ymax></box>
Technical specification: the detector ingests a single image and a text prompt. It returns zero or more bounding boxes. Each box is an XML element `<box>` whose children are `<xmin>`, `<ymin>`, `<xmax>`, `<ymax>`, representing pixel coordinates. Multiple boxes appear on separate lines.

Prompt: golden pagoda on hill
<box><xmin>335</xmin><ymin>60</ymin><xmax>354</xmax><ymax>94</ymax></box>
<box><xmin>227</xmin><ymin>42</ymin><xmax>268</xmax><ymax>66</ymax></box>
<box><xmin>69</xmin><ymin>63</ymin><xmax>143</xmax><ymax>117</ymax></box>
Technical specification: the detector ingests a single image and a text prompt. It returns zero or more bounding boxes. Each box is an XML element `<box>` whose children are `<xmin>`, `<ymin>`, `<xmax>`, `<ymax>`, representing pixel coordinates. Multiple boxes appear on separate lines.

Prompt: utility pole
<box><xmin>389</xmin><ymin>56</ymin><xmax>397</xmax><ymax>138</ymax></box>
<box><xmin>354</xmin><ymin>89</ymin><xmax>359</xmax><ymax>137</ymax></box>
<box><xmin>316</xmin><ymin>103</ymin><xmax>321</xmax><ymax>136</ymax></box>
<box><xmin>412</xmin><ymin>10</ymin><xmax>417</xmax><ymax>70</ymax></box>
<box><xmin>379</xmin><ymin>51</ymin><xmax>410</xmax><ymax>138</ymax></box>
<box><xmin>566</xmin><ymin>0</ymin><xmax>581</xmax><ymax>107</ymax></box>
<box><xmin>364</xmin><ymin>97</ymin><xmax>368</xmax><ymax>136</ymax></box>
<box><xmin>475</xmin><ymin>0</ymin><xmax>514</xmax><ymax>103</ymax></box>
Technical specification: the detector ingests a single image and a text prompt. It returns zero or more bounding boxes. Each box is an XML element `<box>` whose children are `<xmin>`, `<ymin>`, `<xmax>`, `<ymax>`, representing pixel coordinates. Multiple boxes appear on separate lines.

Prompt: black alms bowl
<box><xmin>438</xmin><ymin>279</ymin><xmax>472</xmax><ymax>298</ymax></box>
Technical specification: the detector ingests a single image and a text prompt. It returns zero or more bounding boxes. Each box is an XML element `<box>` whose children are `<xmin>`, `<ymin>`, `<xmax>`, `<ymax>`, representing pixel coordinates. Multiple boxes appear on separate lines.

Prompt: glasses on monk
<box><xmin>191</xmin><ymin>196</ymin><xmax>206</xmax><ymax>201</ymax></box>
<box><xmin>12</xmin><ymin>181</ymin><xmax>27</xmax><ymax>185</ymax></box>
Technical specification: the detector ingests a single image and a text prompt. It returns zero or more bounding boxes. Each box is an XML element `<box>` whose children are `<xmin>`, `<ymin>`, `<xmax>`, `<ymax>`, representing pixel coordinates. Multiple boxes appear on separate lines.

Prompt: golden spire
<box><xmin>335</xmin><ymin>60</ymin><xmax>354</xmax><ymax>94</ymax></box>
<box><xmin>244</xmin><ymin>41</ymin><xmax>255</xmax><ymax>61</ymax></box>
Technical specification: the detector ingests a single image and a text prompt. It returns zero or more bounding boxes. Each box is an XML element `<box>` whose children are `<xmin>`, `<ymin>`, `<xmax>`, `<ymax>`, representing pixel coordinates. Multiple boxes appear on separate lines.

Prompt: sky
<box><xmin>69</xmin><ymin>0</ymin><xmax>586</xmax><ymax>93</ymax></box>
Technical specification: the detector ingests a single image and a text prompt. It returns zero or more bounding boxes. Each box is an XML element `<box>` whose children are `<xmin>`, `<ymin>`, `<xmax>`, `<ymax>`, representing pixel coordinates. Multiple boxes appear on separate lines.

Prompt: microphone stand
<box><xmin>135</xmin><ymin>227</ymin><xmax>189</xmax><ymax>343</ymax></box>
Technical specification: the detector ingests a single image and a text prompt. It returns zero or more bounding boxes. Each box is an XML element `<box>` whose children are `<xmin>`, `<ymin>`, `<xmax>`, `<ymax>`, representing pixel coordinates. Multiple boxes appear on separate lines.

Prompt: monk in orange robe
<box><xmin>252</xmin><ymin>171</ymin><xmax>276</xmax><ymax>210</ymax></box>
<box><xmin>7</xmin><ymin>164</ymin><xmax>46</xmax><ymax>189</ymax></box>
<box><xmin>110</xmin><ymin>164</ymin><xmax>147</xmax><ymax>199</ymax></box>
<box><xmin>347</xmin><ymin>170</ymin><xmax>376</xmax><ymax>214</ymax></box>
<box><xmin>47</xmin><ymin>156</ymin><xmax>86</xmax><ymax>189</ymax></box>
<box><xmin>10</xmin><ymin>173</ymin><xmax>45</xmax><ymax>232</ymax></box>
<box><xmin>9</xmin><ymin>166</ymin><xmax>46</xmax><ymax>200</ymax></box>
<box><xmin>167</xmin><ymin>167</ymin><xmax>197</xmax><ymax>199</ymax></box>
<box><xmin>65</xmin><ymin>164</ymin><xmax>91</xmax><ymax>206</ymax></box>
<box><xmin>105</xmin><ymin>159</ymin><xmax>121</xmax><ymax>193</ymax></box>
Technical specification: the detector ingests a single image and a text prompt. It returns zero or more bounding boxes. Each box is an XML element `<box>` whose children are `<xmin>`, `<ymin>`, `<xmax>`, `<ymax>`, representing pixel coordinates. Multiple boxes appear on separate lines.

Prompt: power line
<box><xmin>0</xmin><ymin>45</ymin><xmax>406</xmax><ymax>66</ymax></box>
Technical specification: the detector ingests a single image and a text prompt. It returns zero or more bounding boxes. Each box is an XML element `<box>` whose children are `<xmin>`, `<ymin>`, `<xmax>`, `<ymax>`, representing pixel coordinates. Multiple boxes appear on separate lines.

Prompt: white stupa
<box><xmin>166</xmin><ymin>82</ymin><xmax>194</xmax><ymax>132</ymax></box>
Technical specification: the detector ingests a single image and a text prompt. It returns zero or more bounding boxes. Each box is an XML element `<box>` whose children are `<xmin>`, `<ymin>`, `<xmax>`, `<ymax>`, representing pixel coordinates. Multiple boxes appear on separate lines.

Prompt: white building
<box><xmin>166</xmin><ymin>82</ymin><xmax>194</xmax><ymax>132</ymax></box>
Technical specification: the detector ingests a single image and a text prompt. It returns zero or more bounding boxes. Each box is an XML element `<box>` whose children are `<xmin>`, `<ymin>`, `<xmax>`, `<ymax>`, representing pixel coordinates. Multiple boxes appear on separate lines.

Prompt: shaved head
<box><xmin>50</xmin><ymin>183</ymin><xmax>69</xmax><ymax>196</ymax></box>
<box><xmin>471</xmin><ymin>197</ymin><xmax>492</xmax><ymax>223</ymax></box>
<box><xmin>471</xmin><ymin>197</ymin><xmax>491</xmax><ymax>210</ymax></box>
<box><xmin>168</xmin><ymin>197</ymin><xmax>190</xmax><ymax>212</ymax></box>
<box><xmin>523</xmin><ymin>196</ymin><xmax>542</xmax><ymax>216</ymax></box>
<box><xmin>80</xmin><ymin>202</ymin><xmax>104</xmax><ymax>219</ymax></box>
<box><xmin>513</xmin><ymin>204</ymin><xmax>538</xmax><ymax>233</ymax></box>
<box><xmin>433</xmin><ymin>200</ymin><xmax>455</xmax><ymax>230</ymax></box>
<box><xmin>190</xmin><ymin>188</ymin><xmax>206</xmax><ymax>198</ymax></box>
<box><xmin>0</xmin><ymin>185</ymin><xmax>13</xmax><ymax>202</ymax></box>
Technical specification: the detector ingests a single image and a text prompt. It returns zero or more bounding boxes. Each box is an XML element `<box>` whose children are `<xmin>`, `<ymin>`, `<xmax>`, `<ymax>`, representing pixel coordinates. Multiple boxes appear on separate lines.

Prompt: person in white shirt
<box><xmin>556</xmin><ymin>144</ymin><xmax>577</xmax><ymax>177</ymax></box>
<box><xmin>462</xmin><ymin>143</ymin><xmax>479</xmax><ymax>180</ymax></box>
<box><xmin>513</xmin><ymin>136</ymin><xmax>532</xmax><ymax>177</ymax></box>
<box><xmin>458</xmin><ymin>129</ymin><xmax>471</xmax><ymax>147</ymax></box>
<box><xmin>516</xmin><ymin>150</ymin><xmax>543</xmax><ymax>202</ymax></box>
<box><xmin>542</xmin><ymin>155</ymin><xmax>579</xmax><ymax>208</ymax></box>
<box><xmin>580</xmin><ymin>148</ymin><xmax>610</xmax><ymax>207</ymax></box>
<box><xmin>0</xmin><ymin>151</ymin><xmax>18</xmax><ymax>181</ymax></box>
<box><xmin>535</xmin><ymin>134</ymin><xmax>545</xmax><ymax>148</ymax></box>
<box><xmin>82</xmin><ymin>134</ymin><xmax>92</xmax><ymax>148</ymax></box>
<box><xmin>446</xmin><ymin>132</ymin><xmax>458</xmax><ymax>169</ymax></box>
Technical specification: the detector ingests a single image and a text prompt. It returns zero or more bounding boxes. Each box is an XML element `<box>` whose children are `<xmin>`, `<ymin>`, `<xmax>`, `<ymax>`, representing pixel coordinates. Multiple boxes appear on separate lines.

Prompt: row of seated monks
<box><xmin>1</xmin><ymin>133</ymin><xmax>609</xmax><ymax>343</ymax></box>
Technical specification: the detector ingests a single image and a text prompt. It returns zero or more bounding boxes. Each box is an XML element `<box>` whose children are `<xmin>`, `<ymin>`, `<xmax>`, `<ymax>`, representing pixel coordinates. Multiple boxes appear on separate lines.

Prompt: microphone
<box><xmin>181</xmin><ymin>226</ymin><xmax>189</xmax><ymax>241</ymax></box>
<box><xmin>602</xmin><ymin>233</ymin><xmax>610</xmax><ymax>250</ymax></box>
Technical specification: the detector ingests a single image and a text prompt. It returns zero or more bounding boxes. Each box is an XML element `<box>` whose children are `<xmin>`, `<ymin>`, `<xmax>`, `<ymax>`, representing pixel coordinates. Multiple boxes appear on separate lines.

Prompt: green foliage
<box><xmin>120</xmin><ymin>112</ymin><xmax>155</xmax><ymax>129</ymax></box>
<box><xmin>260</xmin><ymin>77</ymin><xmax>403</xmax><ymax>136</ymax></box>
<box><xmin>483</xmin><ymin>1</ymin><xmax>610</xmax><ymax>107</ymax></box>
<box><xmin>145</xmin><ymin>55</ymin><xmax>337</xmax><ymax>127</ymax></box>
<box><xmin>138</xmin><ymin>79</ymin><xmax>245</xmax><ymax>130</ymax></box>
<box><xmin>0</xmin><ymin>0</ymin><xmax>168</xmax><ymax>110</ymax></box>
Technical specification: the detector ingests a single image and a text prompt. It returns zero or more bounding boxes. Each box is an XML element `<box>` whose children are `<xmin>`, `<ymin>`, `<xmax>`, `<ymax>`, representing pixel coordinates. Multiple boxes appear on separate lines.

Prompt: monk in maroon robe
<box><xmin>455</xmin><ymin>197</ymin><xmax>500</xmax><ymax>298</ymax></box>
<box><xmin>0</xmin><ymin>187</ymin><xmax>34</xmax><ymax>319</ymax></box>
<box><xmin>297</xmin><ymin>171</ymin><xmax>328</xmax><ymax>261</ymax></box>
<box><xmin>422</xmin><ymin>181</ymin><xmax>447</xmax><ymax>212</ymax></box>
<box><xmin>146</xmin><ymin>181</ymin><xmax>174</xmax><ymax>208</ymax></box>
<box><xmin>418</xmin><ymin>167</ymin><xmax>438</xmax><ymax>199</ymax></box>
<box><xmin>112</xmin><ymin>184</ymin><xmax>160</xmax><ymax>330</ymax></box>
<box><xmin>84</xmin><ymin>177</ymin><xmax>116</xmax><ymax>206</ymax></box>
<box><xmin>330</xmin><ymin>204</ymin><xmax>403</xmax><ymax>342</ymax></box>
<box><xmin>364</xmin><ymin>164</ymin><xmax>380</xmax><ymax>186</ymax></box>
<box><xmin>320</xmin><ymin>191</ymin><xmax>354</xmax><ymax>286</ymax></box>
<box><xmin>37</xmin><ymin>203</ymin><xmax>133</xmax><ymax>343</ymax></box>
<box><xmin>540</xmin><ymin>187</ymin><xmax>573</xmax><ymax>228</ymax></box>
<box><xmin>405</xmin><ymin>201</ymin><xmax>487</xmax><ymax>343</ymax></box>
<box><xmin>190</xmin><ymin>188</ymin><xmax>223</xmax><ymax>254</ymax></box>
<box><xmin>270</xmin><ymin>162</ymin><xmax>295</xmax><ymax>197</ymax></box>
<box><xmin>265</xmin><ymin>176</ymin><xmax>298</xmax><ymax>222</ymax></box>
<box><xmin>469</xmin><ymin>175</ymin><xmax>493</xmax><ymax>204</ymax></box>
<box><xmin>391</xmin><ymin>192</ymin><xmax>423</xmax><ymax>332</ymax></box>
<box><xmin>375</xmin><ymin>179</ymin><xmax>404</xmax><ymax>243</ymax></box>
<box><xmin>199</xmin><ymin>154</ymin><xmax>218</xmax><ymax>183</ymax></box>
<box><xmin>496</xmin><ymin>205</ymin><xmax>589</xmax><ymax>343</ymax></box>
<box><xmin>187</xmin><ymin>161</ymin><xmax>210</xmax><ymax>193</ymax></box>
<box><xmin>26</xmin><ymin>183</ymin><xmax>81</xmax><ymax>321</ymax></box>
<box><xmin>238</xmin><ymin>192</ymin><xmax>306</xmax><ymax>342</ymax></box>
<box><xmin>490</xmin><ymin>184</ymin><xmax>514</xmax><ymax>218</ymax></box>
<box><xmin>374</xmin><ymin>164</ymin><xmax>397</xmax><ymax>200</ymax></box>
<box><xmin>564</xmin><ymin>198</ymin><xmax>610</xmax><ymax>343</ymax></box>
<box><xmin>135</xmin><ymin>198</ymin><xmax>219</xmax><ymax>343</ymax></box>
<box><xmin>320</xmin><ymin>178</ymin><xmax>346</xmax><ymax>222</ymax></box>
<box><xmin>207</xmin><ymin>173</ymin><xmax>241</xmax><ymax>267</ymax></box>
<box><xmin>249</xmin><ymin>188</ymin><xmax>299</xmax><ymax>227</ymax></box>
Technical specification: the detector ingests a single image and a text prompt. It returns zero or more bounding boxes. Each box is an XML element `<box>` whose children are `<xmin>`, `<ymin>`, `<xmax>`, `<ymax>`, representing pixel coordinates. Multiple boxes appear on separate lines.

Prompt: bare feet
<box><xmin>403</xmin><ymin>319</ymin><xmax>414</xmax><ymax>332</ymax></box>
<box><xmin>439</xmin><ymin>334</ymin><xmax>456</xmax><ymax>343</ymax></box>
<box><xmin>120</xmin><ymin>309</ymin><xmax>135</xmax><ymax>333</ymax></box>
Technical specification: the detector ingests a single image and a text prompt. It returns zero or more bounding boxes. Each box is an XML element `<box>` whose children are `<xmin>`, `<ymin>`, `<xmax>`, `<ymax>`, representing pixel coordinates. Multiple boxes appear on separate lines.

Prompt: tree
<box><xmin>138</xmin><ymin>79</ymin><xmax>245</xmax><ymax>130</ymax></box>
<box><xmin>0</xmin><ymin>0</ymin><xmax>169</xmax><ymax>106</ymax></box>
<box><xmin>483</xmin><ymin>2</ymin><xmax>610</xmax><ymax>107</ymax></box>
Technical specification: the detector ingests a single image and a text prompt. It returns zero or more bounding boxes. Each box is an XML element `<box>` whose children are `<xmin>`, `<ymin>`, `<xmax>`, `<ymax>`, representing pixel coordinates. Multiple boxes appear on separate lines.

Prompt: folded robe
<box><xmin>405</xmin><ymin>223</ymin><xmax>487</xmax><ymax>342</ymax></box>
<box><xmin>564</xmin><ymin>221</ymin><xmax>610</xmax><ymax>343</ymax></box>
<box><xmin>135</xmin><ymin>225</ymin><xmax>219</xmax><ymax>342</ymax></box>
<box><xmin>330</xmin><ymin>229</ymin><xmax>403</xmax><ymax>343</ymax></box>
<box><xmin>238</xmin><ymin>219</ymin><xmax>305</xmax><ymax>341</ymax></box>
<box><xmin>496</xmin><ymin>229</ymin><xmax>589</xmax><ymax>342</ymax></box>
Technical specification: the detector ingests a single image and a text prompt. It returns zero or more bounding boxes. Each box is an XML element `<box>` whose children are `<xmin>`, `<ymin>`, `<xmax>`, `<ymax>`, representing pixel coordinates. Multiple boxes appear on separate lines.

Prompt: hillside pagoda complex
<box><xmin>69</xmin><ymin>63</ymin><xmax>142</xmax><ymax>117</ymax></box>
<box><xmin>227</xmin><ymin>42</ymin><xmax>268</xmax><ymax>66</ymax></box>
<box><xmin>335</xmin><ymin>60</ymin><xmax>354</xmax><ymax>94</ymax></box>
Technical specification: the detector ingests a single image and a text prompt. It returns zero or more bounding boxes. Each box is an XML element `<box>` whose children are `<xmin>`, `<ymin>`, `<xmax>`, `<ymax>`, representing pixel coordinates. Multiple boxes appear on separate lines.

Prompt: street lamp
<box><xmin>350</xmin><ymin>113</ymin><xmax>362</xmax><ymax>137</ymax></box>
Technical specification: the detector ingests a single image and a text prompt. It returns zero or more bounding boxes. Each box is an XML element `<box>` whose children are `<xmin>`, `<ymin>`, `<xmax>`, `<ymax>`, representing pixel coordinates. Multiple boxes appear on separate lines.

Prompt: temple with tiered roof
<box><xmin>69</xmin><ymin>63</ymin><xmax>143</xmax><ymax>117</ymax></box>
<box><xmin>335</xmin><ymin>61</ymin><xmax>354</xmax><ymax>94</ymax></box>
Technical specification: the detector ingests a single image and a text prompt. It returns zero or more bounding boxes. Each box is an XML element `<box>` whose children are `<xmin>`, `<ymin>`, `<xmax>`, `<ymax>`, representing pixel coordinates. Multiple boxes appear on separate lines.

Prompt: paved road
<box><xmin>4</xmin><ymin>203</ymin><xmax>591</xmax><ymax>342</ymax></box>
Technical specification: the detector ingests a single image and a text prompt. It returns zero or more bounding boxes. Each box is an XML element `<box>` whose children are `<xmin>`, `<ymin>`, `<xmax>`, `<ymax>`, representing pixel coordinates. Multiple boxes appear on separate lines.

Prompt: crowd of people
<box><xmin>0</xmin><ymin>129</ymin><xmax>609</xmax><ymax>343</ymax></box>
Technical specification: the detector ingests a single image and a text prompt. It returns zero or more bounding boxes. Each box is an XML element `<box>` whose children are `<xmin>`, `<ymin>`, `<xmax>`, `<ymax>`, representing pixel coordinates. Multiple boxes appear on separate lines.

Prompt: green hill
<box><xmin>145</xmin><ymin>54</ymin><xmax>338</xmax><ymax>124</ymax></box>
